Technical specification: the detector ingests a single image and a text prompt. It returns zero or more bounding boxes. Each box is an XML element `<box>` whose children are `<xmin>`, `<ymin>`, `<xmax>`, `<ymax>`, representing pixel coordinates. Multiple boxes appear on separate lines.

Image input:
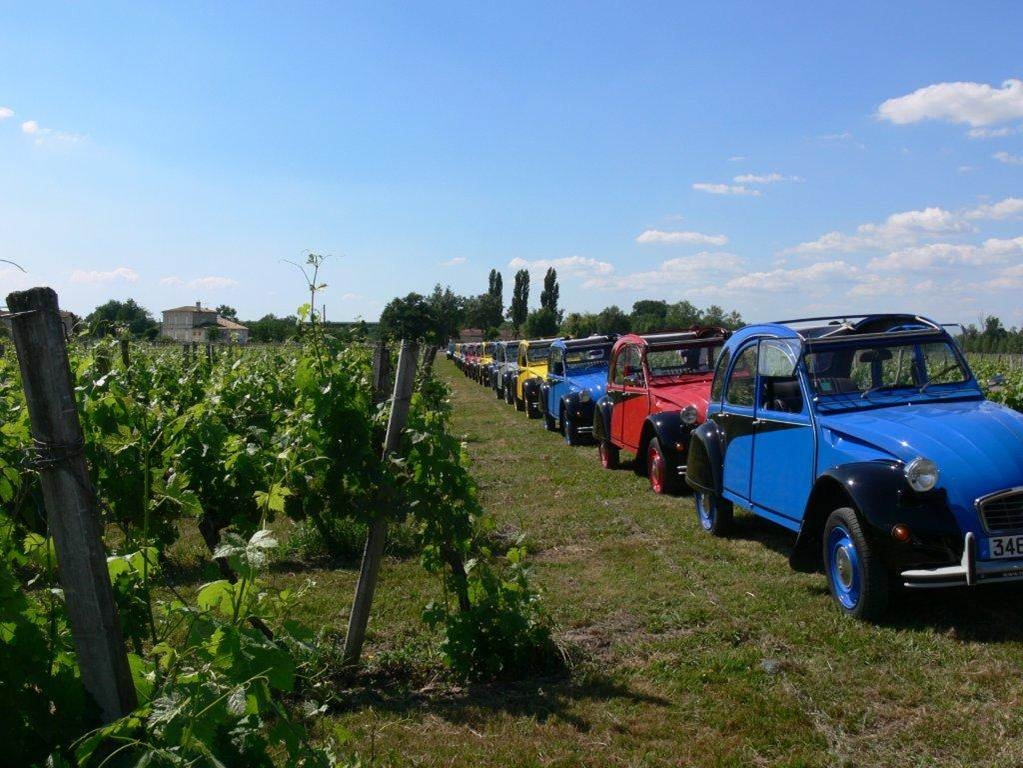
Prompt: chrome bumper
<box><xmin>901</xmin><ymin>532</ymin><xmax>1023</xmax><ymax>588</ymax></box>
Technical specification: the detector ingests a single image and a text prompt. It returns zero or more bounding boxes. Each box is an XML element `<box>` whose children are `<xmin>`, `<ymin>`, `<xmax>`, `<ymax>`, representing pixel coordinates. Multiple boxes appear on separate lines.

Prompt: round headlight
<box><xmin>905</xmin><ymin>457</ymin><xmax>939</xmax><ymax>492</ymax></box>
<box><xmin>579</xmin><ymin>390</ymin><xmax>591</xmax><ymax>403</ymax></box>
<box><xmin>680</xmin><ymin>405</ymin><xmax>699</xmax><ymax>425</ymax></box>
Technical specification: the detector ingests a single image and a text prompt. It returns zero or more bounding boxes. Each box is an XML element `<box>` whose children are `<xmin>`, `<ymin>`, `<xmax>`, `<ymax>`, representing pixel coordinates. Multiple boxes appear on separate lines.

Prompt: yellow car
<box><xmin>515</xmin><ymin>337</ymin><xmax>558</xmax><ymax>418</ymax></box>
<box><xmin>477</xmin><ymin>342</ymin><xmax>494</xmax><ymax>385</ymax></box>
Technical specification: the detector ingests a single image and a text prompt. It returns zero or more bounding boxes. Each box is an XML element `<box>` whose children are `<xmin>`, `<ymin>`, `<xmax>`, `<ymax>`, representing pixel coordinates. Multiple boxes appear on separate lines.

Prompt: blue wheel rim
<box><xmin>697</xmin><ymin>491</ymin><xmax>714</xmax><ymax>530</ymax></box>
<box><xmin>827</xmin><ymin>525</ymin><xmax>861</xmax><ymax>610</ymax></box>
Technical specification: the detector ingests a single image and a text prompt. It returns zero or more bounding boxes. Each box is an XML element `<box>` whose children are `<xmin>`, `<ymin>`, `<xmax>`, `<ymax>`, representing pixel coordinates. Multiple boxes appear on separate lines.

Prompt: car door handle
<box><xmin>751</xmin><ymin>418</ymin><xmax>762</xmax><ymax>426</ymax></box>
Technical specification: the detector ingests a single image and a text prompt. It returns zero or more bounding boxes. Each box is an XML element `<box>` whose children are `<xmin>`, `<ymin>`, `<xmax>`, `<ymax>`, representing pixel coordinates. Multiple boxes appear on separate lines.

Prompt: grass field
<box><xmin>245</xmin><ymin>358</ymin><xmax>1023</xmax><ymax>767</ymax></box>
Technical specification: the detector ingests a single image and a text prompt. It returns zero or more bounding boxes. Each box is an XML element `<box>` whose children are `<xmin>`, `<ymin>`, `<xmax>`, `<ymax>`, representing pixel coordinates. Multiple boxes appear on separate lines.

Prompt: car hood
<box><xmin>566</xmin><ymin>369</ymin><xmax>608</xmax><ymax>398</ymax></box>
<box><xmin>648</xmin><ymin>375</ymin><xmax>715</xmax><ymax>420</ymax></box>
<box><xmin>819</xmin><ymin>398</ymin><xmax>1023</xmax><ymax>513</ymax></box>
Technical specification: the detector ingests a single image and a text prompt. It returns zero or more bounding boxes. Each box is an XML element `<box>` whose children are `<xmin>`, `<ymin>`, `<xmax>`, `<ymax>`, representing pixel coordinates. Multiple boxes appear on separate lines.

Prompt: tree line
<box><xmin>378</xmin><ymin>267</ymin><xmax>746</xmax><ymax>344</ymax></box>
<box><xmin>961</xmin><ymin>316</ymin><xmax>1023</xmax><ymax>354</ymax></box>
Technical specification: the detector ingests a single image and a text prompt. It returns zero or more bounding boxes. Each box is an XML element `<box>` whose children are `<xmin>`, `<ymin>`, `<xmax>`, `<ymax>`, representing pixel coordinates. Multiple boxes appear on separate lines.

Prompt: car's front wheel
<box><xmin>598</xmin><ymin>440</ymin><xmax>619</xmax><ymax>469</ymax></box>
<box><xmin>646</xmin><ymin>438</ymin><xmax>680</xmax><ymax>494</ymax></box>
<box><xmin>694</xmin><ymin>488</ymin><xmax>732</xmax><ymax>536</ymax></box>
<box><xmin>543</xmin><ymin>407</ymin><xmax>557</xmax><ymax>431</ymax></box>
<box><xmin>823</xmin><ymin>507</ymin><xmax>889</xmax><ymax>620</ymax></box>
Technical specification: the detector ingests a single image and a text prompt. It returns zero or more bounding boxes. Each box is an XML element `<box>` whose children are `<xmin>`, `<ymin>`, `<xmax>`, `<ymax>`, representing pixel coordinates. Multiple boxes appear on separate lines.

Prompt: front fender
<box><xmin>790</xmin><ymin>461</ymin><xmax>961</xmax><ymax>573</ymax></box>
<box><xmin>539</xmin><ymin>381</ymin><xmax>553</xmax><ymax>415</ymax></box>
<box><xmin>594</xmin><ymin>396</ymin><xmax>614</xmax><ymax>441</ymax></box>
<box><xmin>685</xmin><ymin>419</ymin><xmax>725</xmax><ymax>494</ymax></box>
<box><xmin>522</xmin><ymin>377</ymin><xmax>542</xmax><ymax>403</ymax></box>
<box><xmin>646</xmin><ymin>412</ymin><xmax>695</xmax><ymax>469</ymax></box>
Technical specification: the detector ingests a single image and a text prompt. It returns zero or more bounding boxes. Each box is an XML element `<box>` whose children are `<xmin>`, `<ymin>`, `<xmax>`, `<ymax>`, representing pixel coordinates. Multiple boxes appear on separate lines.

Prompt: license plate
<box><xmin>988</xmin><ymin>535</ymin><xmax>1023</xmax><ymax>559</ymax></box>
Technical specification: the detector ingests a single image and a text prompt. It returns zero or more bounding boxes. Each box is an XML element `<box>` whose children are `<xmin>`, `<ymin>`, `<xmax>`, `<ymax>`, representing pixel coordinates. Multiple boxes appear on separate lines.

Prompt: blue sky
<box><xmin>1</xmin><ymin>2</ymin><xmax>1022</xmax><ymax>326</ymax></box>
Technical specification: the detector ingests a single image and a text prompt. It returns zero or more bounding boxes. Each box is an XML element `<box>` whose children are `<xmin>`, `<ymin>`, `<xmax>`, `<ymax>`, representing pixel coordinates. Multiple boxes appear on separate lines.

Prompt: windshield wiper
<box><xmin>860</xmin><ymin>383</ymin><xmax>912</xmax><ymax>399</ymax></box>
<box><xmin>919</xmin><ymin>363</ymin><xmax>962</xmax><ymax>392</ymax></box>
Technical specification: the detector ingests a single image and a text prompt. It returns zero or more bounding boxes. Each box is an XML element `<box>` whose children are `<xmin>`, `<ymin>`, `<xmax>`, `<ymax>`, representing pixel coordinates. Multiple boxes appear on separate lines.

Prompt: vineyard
<box><xmin>8</xmin><ymin>293</ymin><xmax>1023</xmax><ymax>767</ymax></box>
<box><xmin>1</xmin><ymin>290</ymin><xmax>552</xmax><ymax>767</ymax></box>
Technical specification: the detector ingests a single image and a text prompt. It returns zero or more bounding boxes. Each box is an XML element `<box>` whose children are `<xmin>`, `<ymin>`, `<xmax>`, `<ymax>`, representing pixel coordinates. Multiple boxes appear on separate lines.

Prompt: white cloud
<box><xmin>732</xmin><ymin>172</ymin><xmax>802</xmax><ymax>184</ymax></box>
<box><xmin>976</xmin><ymin>264</ymin><xmax>1023</xmax><ymax>290</ymax></box>
<box><xmin>723</xmin><ymin>260</ymin><xmax>858</xmax><ymax>293</ymax></box>
<box><xmin>159</xmin><ymin>276</ymin><xmax>184</xmax><ymax>286</ymax></box>
<box><xmin>964</xmin><ymin>197</ymin><xmax>1023</xmax><ymax>220</ymax></box>
<box><xmin>440</xmin><ymin>257</ymin><xmax>467</xmax><ymax>267</ymax></box>
<box><xmin>70</xmin><ymin>267</ymin><xmax>139</xmax><ymax>284</ymax></box>
<box><xmin>582</xmin><ymin>252</ymin><xmax>744</xmax><ymax>291</ymax></box>
<box><xmin>692</xmin><ymin>182</ymin><xmax>762</xmax><ymax>197</ymax></box>
<box><xmin>867</xmin><ymin>240</ymin><xmax>1023</xmax><ymax>271</ymax></box>
<box><xmin>0</xmin><ymin>107</ymin><xmax>13</xmax><ymax>120</ymax></box>
<box><xmin>967</xmin><ymin>125</ymin><xmax>1018</xmax><ymax>139</ymax></box>
<box><xmin>877</xmin><ymin>78</ymin><xmax>1023</xmax><ymax>127</ymax></box>
<box><xmin>728</xmin><ymin>155</ymin><xmax>746</xmax><ymax>162</ymax></box>
<box><xmin>189</xmin><ymin>276</ymin><xmax>238</xmax><ymax>289</ymax></box>
<box><xmin>341</xmin><ymin>292</ymin><xmax>365</xmax><ymax>301</ymax></box>
<box><xmin>509</xmin><ymin>255</ymin><xmax>614</xmax><ymax>277</ymax></box>
<box><xmin>20</xmin><ymin>118</ymin><xmax>85</xmax><ymax>146</ymax></box>
<box><xmin>789</xmin><ymin>206</ymin><xmax>972</xmax><ymax>254</ymax></box>
<box><xmin>993</xmin><ymin>150</ymin><xmax>1023</xmax><ymax>165</ymax></box>
<box><xmin>635</xmin><ymin>229</ymin><xmax>728</xmax><ymax>246</ymax></box>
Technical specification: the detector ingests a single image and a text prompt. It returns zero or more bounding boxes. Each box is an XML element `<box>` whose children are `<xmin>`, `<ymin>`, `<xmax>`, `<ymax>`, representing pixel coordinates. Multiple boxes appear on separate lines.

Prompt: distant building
<box><xmin>457</xmin><ymin>327</ymin><xmax>517</xmax><ymax>342</ymax></box>
<box><xmin>161</xmin><ymin>302</ymin><xmax>249</xmax><ymax>344</ymax></box>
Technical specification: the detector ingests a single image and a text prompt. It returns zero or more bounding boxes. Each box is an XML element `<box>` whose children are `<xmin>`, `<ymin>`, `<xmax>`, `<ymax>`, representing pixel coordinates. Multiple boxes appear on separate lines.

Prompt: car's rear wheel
<box><xmin>598</xmin><ymin>440</ymin><xmax>619</xmax><ymax>469</ymax></box>
<box><xmin>823</xmin><ymin>507</ymin><xmax>889</xmax><ymax>620</ymax></box>
<box><xmin>694</xmin><ymin>488</ymin><xmax>732</xmax><ymax>536</ymax></box>
<box><xmin>647</xmin><ymin>438</ymin><xmax>680</xmax><ymax>494</ymax></box>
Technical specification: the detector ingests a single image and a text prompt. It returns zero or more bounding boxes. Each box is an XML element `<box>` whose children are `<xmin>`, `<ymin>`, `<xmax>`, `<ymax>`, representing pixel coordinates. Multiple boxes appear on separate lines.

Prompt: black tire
<box><xmin>598</xmin><ymin>440</ymin><xmax>620</xmax><ymax>469</ymax></box>
<box><xmin>646</xmin><ymin>437</ymin><xmax>681</xmax><ymax>494</ymax></box>
<box><xmin>694</xmin><ymin>488</ymin><xmax>733</xmax><ymax>536</ymax></box>
<box><xmin>526</xmin><ymin>398</ymin><xmax>540</xmax><ymax>419</ymax></box>
<box><xmin>505</xmin><ymin>385</ymin><xmax>515</xmax><ymax>405</ymax></box>
<box><xmin>822</xmin><ymin>507</ymin><xmax>889</xmax><ymax>620</ymax></box>
<box><xmin>515</xmin><ymin>394</ymin><xmax>525</xmax><ymax>412</ymax></box>
<box><xmin>543</xmin><ymin>408</ymin><xmax>557</xmax><ymax>431</ymax></box>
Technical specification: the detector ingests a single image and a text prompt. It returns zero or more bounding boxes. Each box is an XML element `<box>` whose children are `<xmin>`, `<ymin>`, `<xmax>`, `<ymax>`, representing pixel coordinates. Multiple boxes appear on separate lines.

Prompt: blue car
<box><xmin>539</xmin><ymin>335</ymin><xmax>616</xmax><ymax>445</ymax></box>
<box><xmin>686</xmin><ymin>314</ymin><xmax>1023</xmax><ymax>619</ymax></box>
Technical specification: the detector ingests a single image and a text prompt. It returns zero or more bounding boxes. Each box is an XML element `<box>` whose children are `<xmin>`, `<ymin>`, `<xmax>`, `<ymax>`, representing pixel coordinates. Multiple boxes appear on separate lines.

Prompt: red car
<box><xmin>593</xmin><ymin>328</ymin><xmax>730</xmax><ymax>493</ymax></box>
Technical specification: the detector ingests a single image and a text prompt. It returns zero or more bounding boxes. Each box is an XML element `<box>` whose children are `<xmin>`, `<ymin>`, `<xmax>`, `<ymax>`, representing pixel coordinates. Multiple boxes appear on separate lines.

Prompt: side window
<box><xmin>710</xmin><ymin>348</ymin><xmax>731</xmax><ymax>402</ymax></box>
<box><xmin>725</xmin><ymin>344</ymin><xmax>758</xmax><ymax>407</ymax></box>
<box><xmin>624</xmin><ymin>346</ymin><xmax>645</xmax><ymax>387</ymax></box>
<box><xmin>551</xmin><ymin>349</ymin><xmax>564</xmax><ymax>376</ymax></box>
<box><xmin>758</xmin><ymin>339</ymin><xmax>804</xmax><ymax>414</ymax></box>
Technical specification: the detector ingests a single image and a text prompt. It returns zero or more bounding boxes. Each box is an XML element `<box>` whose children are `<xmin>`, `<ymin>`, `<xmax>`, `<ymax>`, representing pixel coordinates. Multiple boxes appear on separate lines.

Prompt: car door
<box><xmin>617</xmin><ymin>345</ymin><xmax>650</xmax><ymax>451</ymax></box>
<box><xmin>547</xmin><ymin>348</ymin><xmax>565</xmax><ymax>414</ymax></box>
<box><xmin>606</xmin><ymin>346</ymin><xmax>627</xmax><ymax>442</ymax></box>
<box><xmin>718</xmin><ymin>342</ymin><xmax>758</xmax><ymax>501</ymax></box>
<box><xmin>749</xmin><ymin>339</ymin><xmax>814</xmax><ymax>529</ymax></box>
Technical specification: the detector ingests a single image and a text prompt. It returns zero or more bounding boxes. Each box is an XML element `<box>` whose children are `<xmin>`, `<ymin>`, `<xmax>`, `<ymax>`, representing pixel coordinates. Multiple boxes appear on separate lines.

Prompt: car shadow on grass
<box><xmin>881</xmin><ymin>584</ymin><xmax>1023</xmax><ymax>642</ymax></box>
<box><xmin>333</xmin><ymin>670</ymin><xmax>670</xmax><ymax>734</ymax></box>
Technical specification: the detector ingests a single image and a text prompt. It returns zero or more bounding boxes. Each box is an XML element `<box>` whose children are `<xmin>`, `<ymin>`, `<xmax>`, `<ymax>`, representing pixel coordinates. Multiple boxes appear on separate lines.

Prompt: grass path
<box><xmin>313</xmin><ymin>359</ymin><xmax>1023</xmax><ymax>767</ymax></box>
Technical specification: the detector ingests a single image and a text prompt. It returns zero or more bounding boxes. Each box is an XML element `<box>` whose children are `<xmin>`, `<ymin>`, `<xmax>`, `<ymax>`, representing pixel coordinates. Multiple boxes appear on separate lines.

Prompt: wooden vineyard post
<box><xmin>6</xmin><ymin>287</ymin><xmax>138</xmax><ymax>723</ymax></box>
<box><xmin>342</xmin><ymin>339</ymin><xmax>418</xmax><ymax>668</ymax></box>
<box><xmin>119</xmin><ymin>338</ymin><xmax>130</xmax><ymax>368</ymax></box>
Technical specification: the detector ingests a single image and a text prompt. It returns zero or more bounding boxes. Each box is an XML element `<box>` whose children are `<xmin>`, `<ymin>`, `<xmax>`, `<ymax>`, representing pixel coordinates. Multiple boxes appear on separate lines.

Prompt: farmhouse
<box><xmin>161</xmin><ymin>302</ymin><xmax>249</xmax><ymax>344</ymax></box>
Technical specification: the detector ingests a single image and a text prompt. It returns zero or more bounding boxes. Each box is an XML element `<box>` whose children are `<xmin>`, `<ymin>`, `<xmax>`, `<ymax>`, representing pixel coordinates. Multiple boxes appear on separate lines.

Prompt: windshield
<box><xmin>647</xmin><ymin>343</ymin><xmax>721</xmax><ymax>378</ymax></box>
<box><xmin>526</xmin><ymin>344</ymin><xmax>551</xmax><ymax>363</ymax></box>
<box><xmin>805</xmin><ymin>339</ymin><xmax>969</xmax><ymax>398</ymax></box>
<box><xmin>505</xmin><ymin>343</ymin><xmax>519</xmax><ymax>360</ymax></box>
<box><xmin>565</xmin><ymin>345</ymin><xmax>611</xmax><ymax>371</ymax></box>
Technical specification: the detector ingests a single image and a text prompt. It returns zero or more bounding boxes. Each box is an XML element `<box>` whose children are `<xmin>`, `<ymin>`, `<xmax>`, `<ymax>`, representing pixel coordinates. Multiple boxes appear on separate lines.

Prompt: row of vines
<box><xmin>1</xmin><ymin>323</ymin><xmax>553</xmax><ymax>767</ymax></box>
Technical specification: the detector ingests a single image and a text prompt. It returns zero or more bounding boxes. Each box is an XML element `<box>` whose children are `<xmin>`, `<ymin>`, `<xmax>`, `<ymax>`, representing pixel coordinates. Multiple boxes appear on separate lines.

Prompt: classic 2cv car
<box><xmin>491</xmin><ymin>340</ymin><xmax>521</xmax><ymax>401</ymax></box>
<box><xmin>539</xmin><ymin>335</ymin><xmax>617</xmax><ymax>445</ymax></box>
<box><xmin>685</xmin><ymin>313</ymin><xmax>1023</xmax><ymax>619</ymax></box>
<box><xmin>594</xmin><ymin>328</ymin><xmax>730</xmax><ymax>493</ymax></box>
<box><xmin>476</xmin><ymin>342</ymin><xmax>495</xmax><ymax>386</ymax></box>
<box><xmin>515</xmin><ymin>337</ymin><xmax>558</xmax><ymax>417</ymax></box>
